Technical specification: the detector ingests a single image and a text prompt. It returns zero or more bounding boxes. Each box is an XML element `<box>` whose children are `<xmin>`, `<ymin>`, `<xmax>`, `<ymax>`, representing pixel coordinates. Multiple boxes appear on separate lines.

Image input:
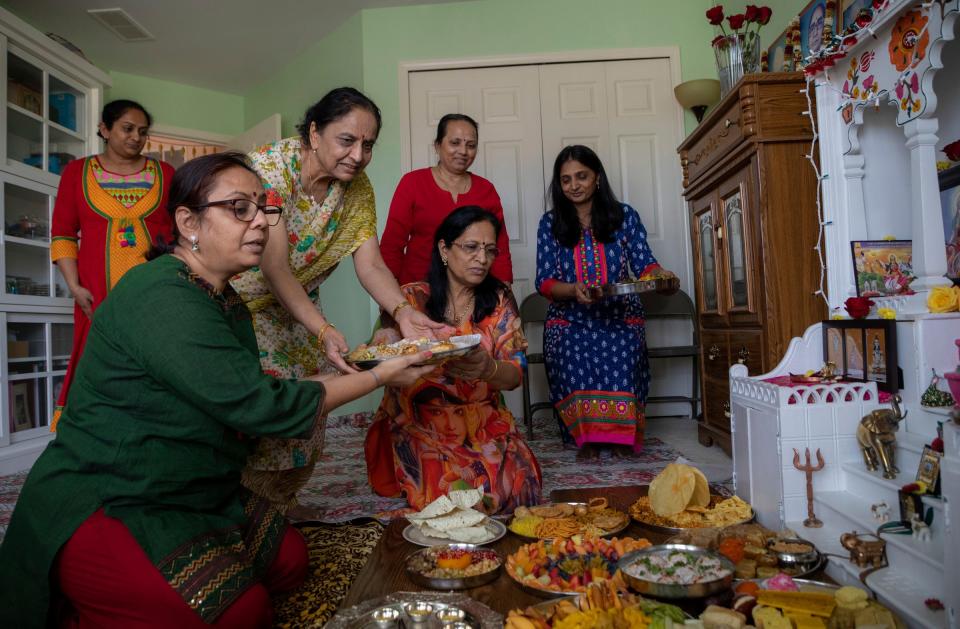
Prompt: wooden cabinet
<box><xmin>678</xmin><ymin>73</ymin><xmax>826</xmax><ymax>454</ymax></box>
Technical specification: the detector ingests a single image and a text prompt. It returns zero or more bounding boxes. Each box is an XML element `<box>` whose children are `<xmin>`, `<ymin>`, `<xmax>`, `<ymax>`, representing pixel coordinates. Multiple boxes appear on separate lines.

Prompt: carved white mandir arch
<box><xmin>813</xmin><ymin>0</ymin><xmax>959</xmax><ymax>313</ymax></box>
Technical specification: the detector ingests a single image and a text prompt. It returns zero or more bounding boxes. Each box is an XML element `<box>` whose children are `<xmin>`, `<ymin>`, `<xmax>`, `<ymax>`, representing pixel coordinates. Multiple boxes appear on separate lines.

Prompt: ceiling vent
<box><xmin>87</xmin><ymin>8</ymin><xmax>154</xmax><ymax>42</ymax></box>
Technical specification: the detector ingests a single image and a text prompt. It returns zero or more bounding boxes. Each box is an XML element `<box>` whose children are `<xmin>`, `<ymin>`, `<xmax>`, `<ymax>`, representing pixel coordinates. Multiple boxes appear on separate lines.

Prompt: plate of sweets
<box><xmin>402</xmin><ymin>488</ymin><xmax>507</xmax><ymax>547</ymax></box>
<box><xmin>508</xmin><ymin>497</ymin><xmax>630</xmax><ymax>540</ymax></box>
<box><xmin>505</xmin><ymin>580</ymin><xmax>689</xmax><ymax>628</ymax></box>
<box><xmin>346</xmin><ymin>334</ymin><xmax>481</xmax><ymax>369</ymax></box>
<box><xmin>629</xmin><ymin>463</ymin><xmax>754</xmax><ymax>533</ymax></box>
<box><xmin>405</xmin><ymin>543</ymin><xmax>502</xmax><ymax>590</ymax></box>
<box><xmin>505</xmin><ymin>536</ymin><xmax>652</xmax><ymax>597</ymax></box>
<box><xmin>707</xmin><ymin>574</ymin><xmax>907</xmax><ymax>628</ymax></box>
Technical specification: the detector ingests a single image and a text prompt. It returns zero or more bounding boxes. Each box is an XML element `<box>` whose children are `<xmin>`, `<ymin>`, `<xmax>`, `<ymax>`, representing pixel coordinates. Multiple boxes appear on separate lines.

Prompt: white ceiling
<box><xmin>2</xmin><ymin>0</ymin><xmax>463</xmax><ymax>93</ymax></box>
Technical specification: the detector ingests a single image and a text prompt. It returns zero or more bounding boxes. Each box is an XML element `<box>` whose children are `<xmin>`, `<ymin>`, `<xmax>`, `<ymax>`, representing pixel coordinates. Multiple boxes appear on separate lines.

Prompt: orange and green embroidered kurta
<box><xmin>50</xmin><ymin>156</ymin><xmax>173</xmax><ymax>428</ymax></box>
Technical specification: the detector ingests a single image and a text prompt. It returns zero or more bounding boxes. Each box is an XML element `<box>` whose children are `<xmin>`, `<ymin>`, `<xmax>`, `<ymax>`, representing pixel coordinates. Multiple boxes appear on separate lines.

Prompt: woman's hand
<box><xmin>574</xmin><ymin>282</ymin><xmax>597</xmax><ymax>305</ymax></box>
<box><xmin>321</xmin><ymin>326</ymin><xmax>358</xmax><ymax>374</ymax></box>
<box><xmin>444</xmin><ymin>347</ymin><xmax>494</xmax><ymax>381</ymax></box>
<box><xmin>370</xmin><ymin>326</ymin><xmax>402</xmax><ymax>346</ymax></box>
<box><xmin>372</xmin><ymin>351</ymin><xmax>437</xmax><ymax>387</ymax></box>
<box><xmin>647</xmin><ymin>267</ymin><xmax>679</xmax><ymax>295</ymax></box>
<box><xmin>71</xmin><ymin>285</ymin><xmax>95</xmax><ymax>320</ymax></box>
<box><xmin>396</xmin><ymin>306</ymin><xmax>455</xmax><ymax>340</ymax></box>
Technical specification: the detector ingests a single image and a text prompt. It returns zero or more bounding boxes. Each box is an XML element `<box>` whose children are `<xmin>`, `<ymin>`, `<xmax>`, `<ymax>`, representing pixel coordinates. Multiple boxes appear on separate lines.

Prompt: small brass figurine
<box><xmin>793</xmin><ymin>447</ymin><xmax>825</xmax><ymax>528</ymax></box>
<box><xmin>856</xmin><ymin>395</ymin><xmax>906</xmax><ymax>479</ymax></box>
<box><xmin>840</xmin><ymin>531</ymin><xmax>886</xmax><ymax>568</ymax></box>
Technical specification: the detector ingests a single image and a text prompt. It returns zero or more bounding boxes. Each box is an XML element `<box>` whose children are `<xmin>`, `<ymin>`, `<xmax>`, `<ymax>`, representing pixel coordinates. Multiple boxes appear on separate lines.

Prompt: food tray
<box><xmin>619</xmin><ymin>544</ymin><xmax>735</xmax><ymax>599</ymax></box>
<box><xmin>630</xmin><ymin>498</ymin><xmax>755</xmax><ymax>535</ymax></box>
<box><xmin>402</xmin><ymin>518</ymin><xmax>506</xmax><ymax>547</ymax></box>
<box><xmin>349</xmin><ymin>334</ymin><xmax>481</xmax><ymax>370</ymax></box>
<box><xmin>508</xmin><ymin>502</ymin><xmax>630</xmax><ymax>541</ymax></box>
<box><xmin>526</xmin><ymin>595</ymin><xmax>694</xmax><ymax>621</ymax></box>
<box><xmin>601</xmin><ymin>276</ymin><xmax>678</xmax><ymax>296</ymax></box>
<box><xmin>325</xmin><ymin>591</ymin><xmax>501</xmax><ymax>628</ymax></box>
<box><xmin>404</xmin><ymin>544</ymin><xmax>502</xmax><ymax>590</ymax></box>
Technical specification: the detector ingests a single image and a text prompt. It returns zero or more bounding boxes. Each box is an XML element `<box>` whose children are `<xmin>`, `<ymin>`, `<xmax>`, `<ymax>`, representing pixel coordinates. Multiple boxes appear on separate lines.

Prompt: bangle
<box><xmin>317</xmin><ymin>322</ymin><xmax>335</xmax><ymax>348</ymax></box>
<box><xmin>392</xmin><ymin>300</ymin><xmax>411</xmax><ymax>319</ymax></box>
<box><xmin>369</xmin><ymin>369</ymin><xmax>382</xmax><ymax>387</ymax></box>
<box><xmin>485</xmin><ymin>359</ymin><xmax>499</xmax><ymax>381</ymax></box>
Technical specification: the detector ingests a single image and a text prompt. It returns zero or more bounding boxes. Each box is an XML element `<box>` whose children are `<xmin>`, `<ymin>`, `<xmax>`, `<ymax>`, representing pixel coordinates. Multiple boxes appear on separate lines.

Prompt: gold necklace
<box><xmin>433</xmin><ymin>165</ymin><xmax>470</xmax><ymax>195</ymax></box>
<box><xmin>446</xmin><ymin>294</ymin><xmax>475</xmax><ymax>326</ymax></box>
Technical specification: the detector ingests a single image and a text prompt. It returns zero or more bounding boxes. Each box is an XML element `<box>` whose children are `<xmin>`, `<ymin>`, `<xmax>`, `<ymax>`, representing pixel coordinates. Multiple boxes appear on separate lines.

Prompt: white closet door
<box><xmin>408</xmin><ymin>66</ymin><xmax>544</xmax><ymax>303</ymax></box>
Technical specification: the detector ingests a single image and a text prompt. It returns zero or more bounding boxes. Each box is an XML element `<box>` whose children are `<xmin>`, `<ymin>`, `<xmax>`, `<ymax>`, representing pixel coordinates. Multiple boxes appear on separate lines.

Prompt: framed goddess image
<box><xmin>822</xmin><ymin>320</ymin><xmax>899</xmax><ymax>392</ymax></box>
<box><xmin>851</xmin><ymin>240</ymin><xmax>915</xmax><ymax>296</ymax></box>
<box><xmin>940</xmin><ymin>164</ymin><xmax>960</xmax><ymax>283</ymax></box>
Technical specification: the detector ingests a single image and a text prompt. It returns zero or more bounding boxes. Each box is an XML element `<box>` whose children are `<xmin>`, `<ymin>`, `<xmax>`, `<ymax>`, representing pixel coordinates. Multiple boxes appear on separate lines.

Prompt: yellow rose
<box><xmin>927</xmin><ymin>285</ymin><xmax>960</xmax><ymax>313</ymax></box>
<box><xmin>877</xmin><ymin>307</ymin><xmax>896</xmax><ymax>319</ymax></box>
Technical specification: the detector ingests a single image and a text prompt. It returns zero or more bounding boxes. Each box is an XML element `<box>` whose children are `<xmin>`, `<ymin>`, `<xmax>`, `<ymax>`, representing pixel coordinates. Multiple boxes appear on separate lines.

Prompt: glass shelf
<box><xmin>5</xmin><ymin>241</ymin><xmax>51</xmax><ymax>297</ymax></box>
<box><xmin>3</xmin><ymin>181</ymin><xmax>50</xmax><ymax>241</ymax></box>
<box><xmin>7</xmin><ymin>105</ymin><xmax>43</xmax><ymax>172</ymax></box>
<box><xmin>48</xmin><ymin>75</ymin><xmax>83</xmax><ymax>135</ymax></box>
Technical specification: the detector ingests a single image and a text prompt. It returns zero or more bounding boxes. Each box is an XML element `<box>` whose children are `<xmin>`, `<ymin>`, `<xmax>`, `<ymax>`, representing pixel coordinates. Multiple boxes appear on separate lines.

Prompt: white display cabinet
<box><xmin>0</xmin><ymin>7</ymin><xmax>109</xmax><ymax>473</ymax></box>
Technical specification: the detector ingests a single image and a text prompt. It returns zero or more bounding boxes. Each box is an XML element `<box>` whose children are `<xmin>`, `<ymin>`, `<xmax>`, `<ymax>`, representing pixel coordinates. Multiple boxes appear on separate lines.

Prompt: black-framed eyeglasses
<box><xmin>194</xmin><ymin>199</ymin><xmax>283</xmax><ymax>226</ymax></box>
<box><xmin>452</xmin><ymin>241</ymin><xmax>500</xmax><ymax>258</ymax></box>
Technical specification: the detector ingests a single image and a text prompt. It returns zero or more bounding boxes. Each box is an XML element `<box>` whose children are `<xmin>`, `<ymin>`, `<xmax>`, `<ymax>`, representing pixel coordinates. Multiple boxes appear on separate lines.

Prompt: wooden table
<box><xmin>338</xmin><ymin>485</ymin><xmax>667</xmax><ymax>615</ymax></box>
<box><xmin>338</xmin><ymin>485</ymin><xmax>829</xmax><ymax>616</ymax></box>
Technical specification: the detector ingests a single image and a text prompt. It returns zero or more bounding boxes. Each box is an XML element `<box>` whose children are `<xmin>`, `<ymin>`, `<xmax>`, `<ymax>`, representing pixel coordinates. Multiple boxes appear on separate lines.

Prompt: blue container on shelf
<box><xmin>22</xmin><ymin>153</ymin><xmax>75</xmax><ymax>175</ymax></box>
<box><xmin>49</xmin><ymin>92</ymin><xmax>77</xmax><ymax>131</ymax></box>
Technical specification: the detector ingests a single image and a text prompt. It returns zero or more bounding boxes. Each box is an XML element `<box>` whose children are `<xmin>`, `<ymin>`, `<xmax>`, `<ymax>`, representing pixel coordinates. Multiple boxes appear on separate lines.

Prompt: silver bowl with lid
<box><xmin>767</xmin><ymin>537</ymin><xmax>820</xmax><ymax>571</ymax></box>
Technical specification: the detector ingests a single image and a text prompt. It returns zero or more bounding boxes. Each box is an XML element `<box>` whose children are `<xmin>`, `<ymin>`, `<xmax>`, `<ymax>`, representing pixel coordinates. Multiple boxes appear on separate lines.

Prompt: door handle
<box><xmin>723</xmin><ymin>401</ymin><xmax>731</xmax><ymax>418</ymax></box>
<box><xmin>737</xmin><ymin>346</ymin><xmax>750</xmax><ymax>364</ymax></box>
<box><xmin>708</xmin><ymin>345</ymin><xmax>721</xmax><ymax>361</ymax></box>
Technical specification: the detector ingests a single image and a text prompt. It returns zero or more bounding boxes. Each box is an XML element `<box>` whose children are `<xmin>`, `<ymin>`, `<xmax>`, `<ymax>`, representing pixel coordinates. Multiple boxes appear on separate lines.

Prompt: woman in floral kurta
<box><xmin>535</xmin><ymin>145</ymin><xmax>675</xmax><ymax>459</ymax></box>
<box><xmin>365</xmin><ymin>207</ymin><xmax>541</xmax><ymax>513</ymax></box>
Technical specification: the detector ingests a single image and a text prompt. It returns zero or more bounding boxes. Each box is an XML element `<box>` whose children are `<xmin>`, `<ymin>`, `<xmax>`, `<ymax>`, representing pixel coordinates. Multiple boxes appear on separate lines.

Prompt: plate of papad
<box><xmin>505</xmin><ymin>580</ymin><xmax>689</xmax><ymax>628</ymax></box>
<box><xmin>507</xmin><ymin>497</ymin><xmax>630</xmax><ymax>540</ymax></box>
<box><xmin>346</xmin><ymin>334</ymin><xmax>481</xmax><ymax>370</ymax></box>
<box><xmin>630</xmin><ymin>462</ymin><xmax>753</xmax><ymax>533</ymax></box>
<box><xmin>402</xmin><ymin>488</ymin><xmax>506</xmax><ymax>547</ymax></box>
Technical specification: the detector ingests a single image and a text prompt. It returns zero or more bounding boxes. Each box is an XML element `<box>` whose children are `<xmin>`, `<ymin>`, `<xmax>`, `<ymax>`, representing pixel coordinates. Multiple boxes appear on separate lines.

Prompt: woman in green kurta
<box><xmin>0</xmin><ymin>153</ymin><xmax>433</xmax><ymax>628</ymax></box>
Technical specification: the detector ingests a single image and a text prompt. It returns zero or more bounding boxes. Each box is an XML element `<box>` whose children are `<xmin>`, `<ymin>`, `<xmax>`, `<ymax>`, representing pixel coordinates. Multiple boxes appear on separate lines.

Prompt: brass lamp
<box><xmin>674</xmin><ymin>79</ymin><xmax>722</xmax><ymax>123</ymax></box>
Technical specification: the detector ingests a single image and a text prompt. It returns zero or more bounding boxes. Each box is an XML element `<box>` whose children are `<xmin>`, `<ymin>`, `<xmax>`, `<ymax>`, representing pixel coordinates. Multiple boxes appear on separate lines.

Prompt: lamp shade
<box><xmin>674</xmin><ymin>79</ymin><xmax>721</xmax><ymax>122</ymax></box>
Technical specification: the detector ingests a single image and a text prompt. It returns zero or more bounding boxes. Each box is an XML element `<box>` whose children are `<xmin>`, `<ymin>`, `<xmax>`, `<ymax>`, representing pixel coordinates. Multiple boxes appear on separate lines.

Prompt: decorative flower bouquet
<box><xmin>707</xmin><ymin>5</ymin><xmax>773</xmax><ymax>94</ymax></box>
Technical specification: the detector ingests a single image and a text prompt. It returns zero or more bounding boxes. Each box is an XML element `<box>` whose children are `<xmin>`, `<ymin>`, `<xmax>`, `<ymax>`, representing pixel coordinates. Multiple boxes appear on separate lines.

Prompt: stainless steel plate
<box><xmin>630</xmin><ymin>496</ymin><xmax>755</xmax><ymax>534</ymax></box>
<box><xmin>619</xmin><ymin>544</ymin><xmax>735</xmax><ymax>599</ymax></box>
<box><xmin>325</xmin><ymin>591</ymin><xmax>501</xmax><ymax>628</ymax></box>
<box><xmin>402</xmin><ymin>518</ymin><xmax>506</xmax><ymax>547</ymax></box>
<box><xmin>507</xmin><ymin>502</ymin><xmax>630</xmax><ymax>541</ymax></box>
<box><xmin>404</xmin><ymin>544</ymin><xmax>502</xmax><ymax>591</ymax></box>
<box><xmin>601</xmin><ymin>276</ymin><xmax>678</xmax><ymax>296</ymax></box>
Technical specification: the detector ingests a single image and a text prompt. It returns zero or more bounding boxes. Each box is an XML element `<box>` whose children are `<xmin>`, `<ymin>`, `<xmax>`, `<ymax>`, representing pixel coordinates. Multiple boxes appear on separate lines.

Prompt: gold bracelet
<box><xmin>317</xmin><ymin>322</ymin><xmax>335</xmax><ymax>348</ymax></box>
<box><xmin>392</xmin><ymin>300</ymin><xmax>411</xmax><ymax>319</ymax></box>
<box><xmin>485</xmin><ymin>359</ymin><xmax>499</xmax><ymax>381</ymax></box>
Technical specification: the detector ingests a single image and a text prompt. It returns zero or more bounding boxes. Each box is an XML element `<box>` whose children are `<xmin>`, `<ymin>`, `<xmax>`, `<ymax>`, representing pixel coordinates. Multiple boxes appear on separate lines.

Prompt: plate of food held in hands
<box><xmin>629</xmin><ymin>463</ymin><xmax>754</xmax><ymax>533</ymax></box>
<box><xmin>508</xmin><ymin>497</ymin><xmax>630</xmax><ymax>540</ymax></box>
<box><xmin>345</xmin><ymin>334</ymin><xmax>481</xmax><ymax>369</ymax></box>
<box><xmin>402</xmin><ymin>488</ymin><xmax>507</xmax><ymax>547</ymax></box>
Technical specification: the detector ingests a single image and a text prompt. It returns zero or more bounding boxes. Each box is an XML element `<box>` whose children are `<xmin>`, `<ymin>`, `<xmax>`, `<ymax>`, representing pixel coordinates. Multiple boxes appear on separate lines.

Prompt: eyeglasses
<box><xmin>193</xmin><ymin>199</ymin><xmax>284</xmax><ymax>226</ymax></box>
<box><xmin>451</xmin><ymin>241</ymin><xmax>499</xmax><ymax>258</ymax></box>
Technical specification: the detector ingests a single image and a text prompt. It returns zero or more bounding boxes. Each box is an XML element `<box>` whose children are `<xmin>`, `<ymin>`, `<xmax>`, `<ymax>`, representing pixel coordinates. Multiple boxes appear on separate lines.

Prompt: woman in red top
<box><xmin>49</xmin><ymin>99</ymin><xmax>174</xmax><ymax>428</ymax></box>
<box><xmin>380</xmin><ymin>114</ymin><xmax>513</xmax><ymax>284</ymax></box>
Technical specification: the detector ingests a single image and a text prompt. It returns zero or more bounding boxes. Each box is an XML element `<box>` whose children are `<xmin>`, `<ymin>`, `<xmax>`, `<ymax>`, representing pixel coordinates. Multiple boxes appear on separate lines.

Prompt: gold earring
<box><xmin>442</xmin><ymin>257</ymin><xmax>448</xmax><ymax>266</ymax></box>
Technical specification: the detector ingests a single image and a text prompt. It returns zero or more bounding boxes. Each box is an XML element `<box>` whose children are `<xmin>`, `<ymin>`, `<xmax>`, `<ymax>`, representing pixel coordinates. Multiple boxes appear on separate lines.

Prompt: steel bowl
<box><xmin>405</xmin><ymin>544</ymin><xmax>502</xmax><ymax>590</ymax></box>
<box><xmin>767</xmin><ymin>538</ymin><xmax>820</xmax><ymax>571</ymax></box>
<box><xmin>618</xmin><ymin>544</ymin><xmax>735</xmax><ymax>599</ymax></box>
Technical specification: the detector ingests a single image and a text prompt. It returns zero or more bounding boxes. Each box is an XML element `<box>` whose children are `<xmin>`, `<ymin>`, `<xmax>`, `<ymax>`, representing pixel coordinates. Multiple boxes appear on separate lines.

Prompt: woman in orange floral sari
<box><xmin>365</xmin><ymin>207</ymin><xmax>541</xmax><ymax>513</ymax></box>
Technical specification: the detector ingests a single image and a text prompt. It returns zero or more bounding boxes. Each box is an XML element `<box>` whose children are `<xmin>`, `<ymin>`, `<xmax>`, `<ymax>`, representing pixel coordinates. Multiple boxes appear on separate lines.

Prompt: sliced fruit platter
<box><xmin>505</xmin><ymin>580</ymin><xmax>688</xmax><ymax>628</ymax></box>
<box><xmin>505</xmin><ymin>535</ymin><xmax>652</xmax><ymax>597</ymax></box>
<box><xmin>508</xmin><ymin>497</ymin><xmax>630</xmax><ymax>540</ymax></box>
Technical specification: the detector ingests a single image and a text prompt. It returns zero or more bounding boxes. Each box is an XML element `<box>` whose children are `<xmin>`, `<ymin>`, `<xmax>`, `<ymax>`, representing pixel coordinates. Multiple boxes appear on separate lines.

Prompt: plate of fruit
<box><xmin>404</xmin><ymin>543</ymin><xmax>502</xmax><ymax>590</ymax></box>
<box><xmin>505</xmin><ymin>535</ymin><xmax>652</xmax><ymax>598</ymax></box>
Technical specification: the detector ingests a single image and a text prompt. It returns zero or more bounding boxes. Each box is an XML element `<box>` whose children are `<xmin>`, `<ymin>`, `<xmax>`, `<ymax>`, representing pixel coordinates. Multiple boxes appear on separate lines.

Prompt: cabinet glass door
<box><xmin>718</xmin><ymin>168</ymin><xmax>757</xmax><ymax>323</ymax></box>
<box><xmin>696</xmin><ymin>209</ymin><xmax>719</xmax><ymax>312</ymax></box>
<box><xmin>6</xmin><ymin>51</ymin><xmax>44</xmax><ymax>173</ymax></box>
<box><xmin>723</xmin><ymin>189</ymin><xmax>748</xmax><ymax>308</ymax></box>
<box><xmin>1</xmin><ymin>174</ymin><xmax>60</xmax><ymax>301</ymax></box>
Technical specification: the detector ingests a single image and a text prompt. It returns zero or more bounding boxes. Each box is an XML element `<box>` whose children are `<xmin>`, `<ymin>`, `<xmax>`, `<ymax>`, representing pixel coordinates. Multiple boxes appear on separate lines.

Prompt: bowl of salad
<box><xmin>618</xmin><ymin>543</ymin><xmax>735</xmax><ymax>599</ymax></box>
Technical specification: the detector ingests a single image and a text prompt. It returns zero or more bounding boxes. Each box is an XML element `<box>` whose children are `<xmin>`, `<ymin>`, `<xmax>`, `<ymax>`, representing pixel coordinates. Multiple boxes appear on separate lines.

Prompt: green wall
<box><xmin>107</xmin><ymin>71</ymin><xmax>245</xmax><ymax>136</ymax></box>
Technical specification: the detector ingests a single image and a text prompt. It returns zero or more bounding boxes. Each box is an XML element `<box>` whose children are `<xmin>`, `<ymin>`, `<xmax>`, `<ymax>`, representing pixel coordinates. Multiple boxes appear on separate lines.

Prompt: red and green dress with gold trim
<box><xmin>535</xmin><ymin>205</ymin><xmax>660</xmax><ymax>451</ymax></box>
<box><xmin>49</xmin><ymin>156</ymin><xmax>173</xmax><ymax>428</ymax></box>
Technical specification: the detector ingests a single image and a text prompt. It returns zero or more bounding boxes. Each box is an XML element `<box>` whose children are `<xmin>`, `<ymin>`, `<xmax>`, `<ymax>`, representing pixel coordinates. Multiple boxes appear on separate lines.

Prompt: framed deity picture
<box><xmin>767</xmin><ymin>30</ymin><xmax>789</xmax><ymax>72</ymax></box>
<box><xmin>916</xmin><ymin>446</ymin><xmax>942</xmax><ymax>494</ymax></box>
<box><xmin>841</xmin><ymin>0</ymin><xmax>871</xmax><ymax>31</ymax></box>
<box><xmin>9</xmin><ymin>381</ymin><xmax>34</xmax><ymax>432</ymax></box>
<box><xmin>898</xmin><ymin>489</ymin><xmax>924</xmax><ymax>523</ymax></box>
<box><xmin>851</xmin><ymin>240</ymin><xmax>915</xmax><ymax>297</ymax></box>
<box><xmin>940</xmin><ymin>164</ymin><xmax>960</xmax><ymax>284</ymax></box>
<box><xmin>798</xmin><ymin>0</ymin><xmax>829</xmax><ymax>59</ymax></box>
<box><xmin>822</xmin><ymin>319</ymin><xmax>899</xmax><ymax>392</ymax></box>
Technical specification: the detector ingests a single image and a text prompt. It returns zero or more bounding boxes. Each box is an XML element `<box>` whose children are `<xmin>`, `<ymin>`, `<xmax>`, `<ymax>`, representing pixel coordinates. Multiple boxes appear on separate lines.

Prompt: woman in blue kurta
<box><xmin>535</xmin><ymin>145</ymin><xmax>676</xmax><ymax>460</ymax></box>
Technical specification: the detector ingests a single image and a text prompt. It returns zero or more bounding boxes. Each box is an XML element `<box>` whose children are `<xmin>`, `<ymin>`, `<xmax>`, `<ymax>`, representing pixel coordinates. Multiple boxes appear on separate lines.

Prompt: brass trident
<box><xmin>793</xmin><ymin>448</ymin><xmax>825</xmax><ymax>528</ymax></box>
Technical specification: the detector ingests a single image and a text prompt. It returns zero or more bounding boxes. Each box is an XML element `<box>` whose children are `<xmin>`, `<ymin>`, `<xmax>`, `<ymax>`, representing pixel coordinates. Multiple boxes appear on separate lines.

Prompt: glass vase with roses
<box><xmin>707</xmin><ymin>4</ymin><xmax>773</xmax><ymax>95</ymax></box>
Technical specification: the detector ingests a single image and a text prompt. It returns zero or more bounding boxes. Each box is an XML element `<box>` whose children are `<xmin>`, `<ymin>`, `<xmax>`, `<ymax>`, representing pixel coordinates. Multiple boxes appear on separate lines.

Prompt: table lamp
<box><xmin>674</xmin><ymin>79</ymin><xmax>722</xmax><ymax>123</ymax></box>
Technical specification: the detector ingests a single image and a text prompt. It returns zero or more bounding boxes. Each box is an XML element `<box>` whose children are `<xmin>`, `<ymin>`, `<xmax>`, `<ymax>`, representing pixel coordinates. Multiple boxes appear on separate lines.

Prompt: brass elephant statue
<box><xmin>856</xmin><ymin>395</ymin><xmax>906</xmax><ymax>479</ymax></box>
<box><xmin>840</xmin><ymin>531</ymin><xmax>886</xmax><ymax>568</ymax></box>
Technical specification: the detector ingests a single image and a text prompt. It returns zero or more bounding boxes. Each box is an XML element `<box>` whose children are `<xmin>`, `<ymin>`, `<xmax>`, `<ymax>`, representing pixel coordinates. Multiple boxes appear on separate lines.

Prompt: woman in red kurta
<box><xmin>50</xmin><ymin>100</ymin><xmax>173</xmax><ymax>428</ymax></box>
<box><xmin>380</xmin><ymin>114</ymin><xmax>513</xmax><ymax>284</ymax></box>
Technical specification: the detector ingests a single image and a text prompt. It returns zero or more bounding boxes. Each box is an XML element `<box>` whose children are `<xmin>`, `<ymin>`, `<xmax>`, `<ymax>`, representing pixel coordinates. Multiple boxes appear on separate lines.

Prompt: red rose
<box><xmin>901</xmin><ymin>482</ymin><xmax>920</xmax><ymax>493</ymax></box>
<box><xmin>872</xmin><ymin>0</ymin><xmax>883</xmax><ymax>8</ymax></box>
<box><xmin>745</xmin><ymin>5</ymin><xmax>760</xmax><ymax>22</ymax></box>
<box><xmin>706</xmin><ymin>5</ymin><xmax>725</xmax><ymax>25</ymax></box>
<box><xmin>944</xmin><ymin>139</ymin><xmax>960</xmax><ymax>161</ymax></box>
<box><xmin>931</xmin><ymin>437</ymin><xmax>944</xmax><ymax>453</ymax></box>
<box><xmin>844</xmin><ymin>296</ymin><xmax>874</xmax><ymax>318</ymax></box>
<box><xmin>728</xmin><ymin>13</ymin><xmax>746</xmax><ymax>29</ymax></box>
<box><xmin>757</xmin><ymin>6</ymin><xmax>773</xmax><ymax>25</ymax></box>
